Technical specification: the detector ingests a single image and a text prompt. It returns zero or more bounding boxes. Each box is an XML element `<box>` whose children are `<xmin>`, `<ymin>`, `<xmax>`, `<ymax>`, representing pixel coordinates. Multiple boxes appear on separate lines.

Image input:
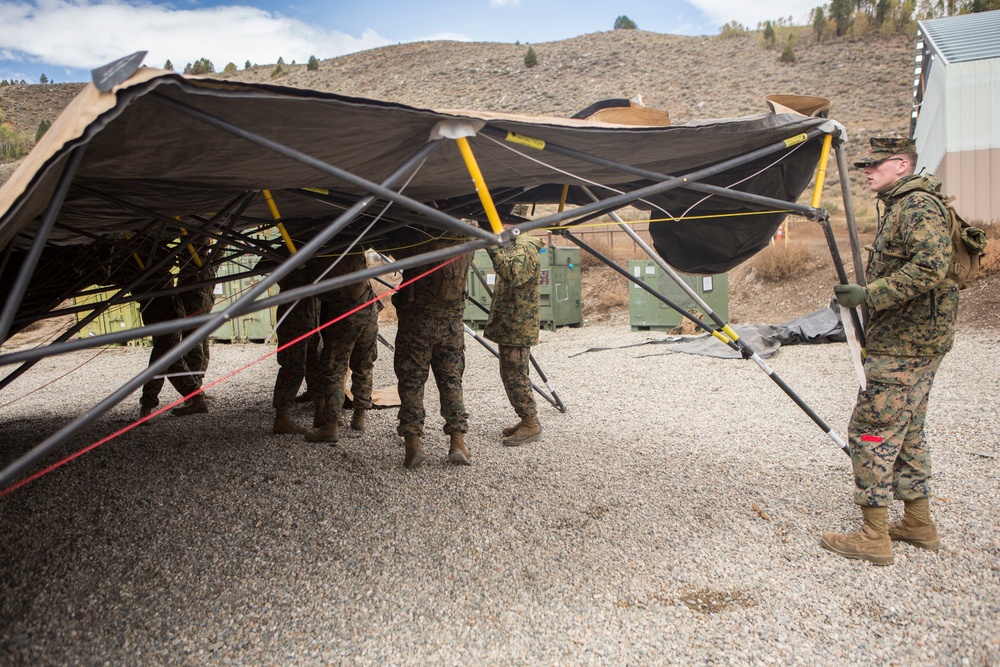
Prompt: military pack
<box><xmin>932</xmin><ymin>194</ymin><xmax>988</xmax><ymax>290</ymax></box>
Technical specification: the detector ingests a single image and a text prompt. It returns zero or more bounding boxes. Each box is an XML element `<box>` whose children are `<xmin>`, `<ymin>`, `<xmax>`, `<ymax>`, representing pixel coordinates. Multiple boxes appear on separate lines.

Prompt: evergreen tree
<box><xmin>36</xmin><ymin>119</ymin><xmax>51</xmax><ymax>142</ymax></box>
<box><xmin>831</xmin><ymin>0</ymin><xmax>855</xmax><ymax>35</ymax></box>
<box><xmin>812</xmin><ymin>6</ymin><xmax>827</xmax><ymax>40</ymax></box>
<box><xmin>614</xmin><ymin>15</ymin><xmax>638</xmax><ymax>29</ymax></box>
<box><xmin>763</xmin><ymin>21</ymin><xmax>776</xmax><ymax>48</ymax></box>
<box><xmin>523</xmin><ymin>46</ymin><xmax>538</xmax><ymax>68</ymax></box>
<box><xmin>245</xmin><ymin>60</ymin><xmax>252</xmax><ymax>70</ymax></box>
<box><xmin>164</xmin><ymin>59</ymin><xmax>174</xmax><ymax>71</ymax></box>
<box><xmin>39</xmin><ymin>73</ymin><xmax>48</xmax><ymax>84</ymax></box>
<box><xmin>307</xmin><ymin>55</ymin><xmax>320</xmax><ymax>71</ymax></box>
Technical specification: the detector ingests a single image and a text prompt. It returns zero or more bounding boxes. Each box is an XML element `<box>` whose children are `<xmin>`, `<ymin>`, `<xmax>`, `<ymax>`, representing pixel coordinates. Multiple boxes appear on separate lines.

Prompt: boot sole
<box><xmin>889</xmin><ymin>536</ymin><xmax>940</xmax><ymax>551</ymax></box>
<box><xmin>404</xmin><ymin>451</ymin><xmax>426</xmax><ymax>469</ymax></box>
<box><xmin>303</xmin><ymin>432</ymin><xmax>339</xmax><ymax>443</ymax></box>
<box><xmin>502</xmin><ymin>432</ymin><xmax>541</xmax><ymax>447</ymax></box>
<box><xmin>820</xmin><ymin>537</ymin><xmax>894</xmax><ymax>566</ymax></box>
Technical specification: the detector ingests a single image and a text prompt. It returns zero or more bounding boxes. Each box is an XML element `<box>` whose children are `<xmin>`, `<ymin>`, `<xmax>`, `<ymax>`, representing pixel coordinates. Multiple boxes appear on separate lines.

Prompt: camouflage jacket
<box><xmin>864</xmin><ymin>174</ymin><xmax>958</xmax><ymax>357</ymax></box>
<box><xmin>484</xmin><ymin>235</ymin><xmax>545</xmax><ymax>347</ymax></box>
<box><xmin>391</xmin><ymin>237</ymin><xmax>473</xmax><ymax>320</ymax></box>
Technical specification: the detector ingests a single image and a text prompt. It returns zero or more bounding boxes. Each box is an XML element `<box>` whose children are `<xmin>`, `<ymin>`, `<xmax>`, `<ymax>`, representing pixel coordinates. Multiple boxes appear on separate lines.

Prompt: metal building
<box><xmin>911</xmin><ymin>9</ymin><xmax>1000</xmax><ymax>223</ymax></box>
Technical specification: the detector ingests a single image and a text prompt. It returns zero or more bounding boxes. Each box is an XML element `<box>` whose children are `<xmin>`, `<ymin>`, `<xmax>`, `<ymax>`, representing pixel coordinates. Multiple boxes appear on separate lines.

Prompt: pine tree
<box><xmin>164</xmin><ymin>59</ymin><xmax>174</xmax><ymax>71</ymax></box>
<box><xmin>307</xmin><ymin>55</ymin><xmax>320</xmax><ymax>71</ymax></box>
<box><xmin>524</xmin><ymin>46</ymin><xmax>538</xmax><ymax>68</ymax></box>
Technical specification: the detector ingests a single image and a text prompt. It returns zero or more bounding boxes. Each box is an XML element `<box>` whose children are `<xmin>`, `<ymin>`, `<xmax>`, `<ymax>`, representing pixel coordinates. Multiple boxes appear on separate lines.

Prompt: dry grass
<box><xmin>750</xmin><ymin>242</ymin><xmax>814</xmax><ymax>281</ymax></box>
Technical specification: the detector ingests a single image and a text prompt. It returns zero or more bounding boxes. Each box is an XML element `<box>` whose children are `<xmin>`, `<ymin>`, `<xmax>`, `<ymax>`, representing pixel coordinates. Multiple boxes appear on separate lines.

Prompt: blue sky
<box><xmin>0</xmin><ymin>0</ymin><xmax>821</xmax><ymax>84</ymax></box>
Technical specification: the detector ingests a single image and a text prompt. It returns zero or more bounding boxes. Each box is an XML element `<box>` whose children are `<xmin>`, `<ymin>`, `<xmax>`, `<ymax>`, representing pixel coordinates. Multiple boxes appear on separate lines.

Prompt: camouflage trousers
<box><xmin>394</xmin><ymin>313</ymin><xmax>468</xmax><ymax>437</ymax></box>
<box><xmin>317</xmin><ymin>302</ymin><xmax>379</xmax><ymax>423</ymax></box>
<box><xmin>499</xmin><ymin>344</ymin><xmax>536</xmax><ymax>420</ymax></box>
<box><xmin>272</xmin><ymin>298</ymin><xmax>322</xmax><ymax>410</ymax></box>
<box><xmin>179</xmin><ymin>286</ymin><xmax>215</xmax><ymax>382</ymax></box>
<box><xmin>140</xmin><ymin>296</ymin><xmax>201</xmax><ymax>408</ymax></box>
<box><xmin>849</xmin><ymin>354</ymin><xmax>942</xmax><ymax>507</ymax></box>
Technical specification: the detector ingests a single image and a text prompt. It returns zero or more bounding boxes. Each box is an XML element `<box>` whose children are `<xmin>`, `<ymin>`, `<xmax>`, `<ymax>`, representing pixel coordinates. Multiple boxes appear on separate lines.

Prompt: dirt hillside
<box><xmin>2</xmin><ymin>29</ymin><xmax>996</xmax><ymax>333</ymax></box>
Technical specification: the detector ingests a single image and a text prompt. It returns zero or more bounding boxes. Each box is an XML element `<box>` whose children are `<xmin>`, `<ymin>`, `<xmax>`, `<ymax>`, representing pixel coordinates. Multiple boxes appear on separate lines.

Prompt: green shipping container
<box><xmin>462</xmin><ymin>244</ymin><xmax>582</xmax><ymax>331</ymax></box>
<box><xmin>627</xmin><ymin>260</ymin><xmax>728</xmax><ymax>331</ymax></box>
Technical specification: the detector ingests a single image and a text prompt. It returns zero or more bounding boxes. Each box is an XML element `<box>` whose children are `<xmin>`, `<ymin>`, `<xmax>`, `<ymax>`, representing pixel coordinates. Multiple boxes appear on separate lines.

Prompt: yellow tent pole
<box><xmin>263</xmin><ymin>189</ymin><xmax>298</xmax><ymax>254</ymax></box>
<box><xmin>811</xmin><ymin>134</ymin><xmax>833</xmax><ymax>209</ymax></box>
<box><xmin>558</xmin><ymin>184</ymin><xmax>570</xmax><ymax>213</ymax></box>
<box><xmin>123</xmin><ymin>231</ymin><xmax>145</xmax><ymax>270</ymax></box>
<box><xmin>454</xmin><ymin>137</ymin><xmax>502</xmax><ymax>233</ymax></box>
<box><xmin>178</xmin><ymin>224</ymin><xmax>204</xmax><ymax>267</ymax></box>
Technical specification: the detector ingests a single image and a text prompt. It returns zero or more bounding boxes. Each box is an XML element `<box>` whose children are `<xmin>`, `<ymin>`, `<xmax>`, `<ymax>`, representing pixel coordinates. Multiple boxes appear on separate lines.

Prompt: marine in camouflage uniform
<box><xmin>176</xmin><ymin>256</ymin><xmax>217</xmax><ymax>390</ymax></box>
<box><xmin>271</xmin><ymin>262</ymin><xmax>323</xmax><ymax>434</ymax></box>
<box><xmin>821</xmin><ymin>137</ymin><xmax>958</xmax><ymax>565</ymax></box>
<box><xmin>484</xmin><ymin>234</ymin><xmax>546</xmax><ymax>445</ymax></box>
<box><xmin>139</xmin><ymin>292</ymin><xmax>204</xmax><ymax>416</ymax></box>
<box><xmin>305</xmin><ymin>252</ymin><xmax>381</xmax><ymax>443</ymax></box>
<box><xmin>390</xmin><ymin>234</ymin><xmax>473</xmax><ymax>468</ymax></box>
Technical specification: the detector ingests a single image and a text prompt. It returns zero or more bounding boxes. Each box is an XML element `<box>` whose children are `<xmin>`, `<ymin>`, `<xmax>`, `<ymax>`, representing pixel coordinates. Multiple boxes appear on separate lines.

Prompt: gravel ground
<box><xmin>1</xmin><ymin>322</ymin><xmax>998</xmax><ymax>666</ymax></box>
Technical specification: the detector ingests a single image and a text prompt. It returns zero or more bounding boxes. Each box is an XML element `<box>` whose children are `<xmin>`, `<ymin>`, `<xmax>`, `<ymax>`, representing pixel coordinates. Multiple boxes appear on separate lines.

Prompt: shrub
<box><xmin>779</xmin><ymin>42</ymin><xmax>796</xmax><ymax>63</ymax></box>
<box><xmin>307</xmin><ymin>55</ymin><xmax>319</xmax><ymax>71</ymax></box>
<box><xmin>524</xmin><ymin>46</ymin><xmax>537</xmax><ymax>68</ymax></box>
<box><xmin>751</xmin><ymin>242</ymin><xmax>812</xmax><ymax>280</ymax></box>
<box><xmin>614</xmin><ymin>15</ymin><xmax>637</xmax><ymax>30</ymax></box>
<box><xmin>223</xmin><ymin>62</ymin><xmax>237</xmax><ymax>76</ymax></box>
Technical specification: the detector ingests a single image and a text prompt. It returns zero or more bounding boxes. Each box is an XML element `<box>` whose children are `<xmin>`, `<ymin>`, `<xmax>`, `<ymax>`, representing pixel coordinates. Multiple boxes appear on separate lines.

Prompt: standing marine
<box><xmin>822</xmin><ymin>137</ymin><xmax>959</xmax><ymax>566</ymax></box>
<box><xmin>484</xmin><ymin>231</ymin><xmax>546</xmax><ymax>446</ymax></box>
<box><xmin>390</xmin><ymin>232</ymin><xmax>474</xmax><ymax>468</ymax></box>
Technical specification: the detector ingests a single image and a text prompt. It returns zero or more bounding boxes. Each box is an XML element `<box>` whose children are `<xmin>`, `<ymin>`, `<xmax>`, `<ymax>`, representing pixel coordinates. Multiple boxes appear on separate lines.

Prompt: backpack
<box><xmin>931</xmin><ymin>194</ymin><xmax>988</xmax><ymax>290</ymax></box>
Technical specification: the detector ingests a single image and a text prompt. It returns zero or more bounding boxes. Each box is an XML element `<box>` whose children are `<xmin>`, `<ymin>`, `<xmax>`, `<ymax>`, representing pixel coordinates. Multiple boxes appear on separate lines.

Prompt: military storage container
<box><xmin>73</xmin><ymin>288</ymin><xmax>145</xmax><ymax>344</ymax></box>
<box><xmin>627</xmin><ymin>260</ymin><xmax>728</xmax><ymax>331</ymax></box>
<box><xmin>209</xmin><ymin>257</ymin><xmax>278</xmax><ymax>343</ymax></box>
<box><xmin>463</xmin><ymin>244</ymin><xmax>582</xmax><ymax>331</ymax></box>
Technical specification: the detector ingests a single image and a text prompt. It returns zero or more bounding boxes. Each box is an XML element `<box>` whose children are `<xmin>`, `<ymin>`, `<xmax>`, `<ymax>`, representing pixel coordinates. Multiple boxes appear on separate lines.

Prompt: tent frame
<box><xmin>0</xmin><ymin>82</ymin><xmax>867</xmax><ymax>490</ymax></box>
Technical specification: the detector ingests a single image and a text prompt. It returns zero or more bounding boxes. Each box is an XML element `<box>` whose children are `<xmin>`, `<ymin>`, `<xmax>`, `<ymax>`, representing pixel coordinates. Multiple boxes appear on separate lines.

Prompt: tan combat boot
<box><xmin>502</xmin><ymin>416</ymin><xmax>541</xmax><ymax>447</ymax></box>
<box><xmin>448</xmin><ymin>432</ymin><xmax>470</xmax><ymax>465</ymax></box>
<box><xmin>350</xmin><ymin>408</ymin><xmax>366</xmax><ymax>432</ymax></box>
<box><xmin>404</xmin><ymin>435</ymin><xmax>426</xmax><ymax>469</ymax></box>
<box><xmin>273</xmin><ymin>409</ymin><xmax>307</xmax><ymax>435</ymax></box>
<box><xmin>820</xmin><ymin>505</ymin><xmax>893</xmax><ymax>566</ymax></box>
<box><xmin>172</xmin><ymin>393</ymin><xmax>209</xmax><ymax>416</ymax></box>
<box><xmin>888</xmin><ymin>498</ymin><xmax>940</xmax><ymax>551</ymax></box>
<box><xmin>304</xmin><ymin>419</ymin><xmax>339</xmax><ymax>443</ymax></box>
<box><xmin>501</xmin><ymin>420</ymin><xmax>523</xmax><ymax>438</ymax></box>
<box><xmin>312</xmin><ymin>398</ymin><xmax>326</xmax><ymax>428</ymax></box>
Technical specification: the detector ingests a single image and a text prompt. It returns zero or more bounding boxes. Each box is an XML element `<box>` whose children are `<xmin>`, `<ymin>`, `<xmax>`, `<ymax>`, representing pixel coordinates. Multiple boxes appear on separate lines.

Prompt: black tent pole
<box><xmin>461</xmin><ymin>323</ymin><xmax>563</xmax><ymax>411</ymax></box>
<box><xmin>0</xmin><ymin>145</ymin><xmax>86</xmax><ymax>343</ymax></box>
<box><xmin>579</xmin><ymin>188</ymin><xmax>849</xmax><ymax>455</ymax></box>
<box><xmin>0</xmin><ymin>234</ymin><xmax>192</xmax><ymax>392</ymax></box>
<box><xmin>0</xmin><ymin>137</ymin><xmax>458</xmax><ymax>490</ymax></box>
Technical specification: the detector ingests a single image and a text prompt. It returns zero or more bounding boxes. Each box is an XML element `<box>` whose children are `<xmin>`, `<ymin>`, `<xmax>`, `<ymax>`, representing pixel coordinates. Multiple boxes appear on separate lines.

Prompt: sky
<box><xmin>0</xmin><ymin>0</ymin><xmax>822</xmax><ymax>85</ymax></box>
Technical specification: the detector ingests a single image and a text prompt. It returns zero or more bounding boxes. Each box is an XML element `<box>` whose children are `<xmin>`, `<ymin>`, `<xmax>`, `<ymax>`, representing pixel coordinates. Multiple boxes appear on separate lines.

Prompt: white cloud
<box><xmin>490</xmin><ymin>0</ymin><xmax>521</xmax><ymax>6</ymax></box>
<box><xmin>0</xmin><ymin>0</ymin><xmax>391</xmax><ymax>72</ymax></box>
<box><xmin>686</xmin><ymin>0</ymin><xmax>818</xmax><ymax>30</ymax></box>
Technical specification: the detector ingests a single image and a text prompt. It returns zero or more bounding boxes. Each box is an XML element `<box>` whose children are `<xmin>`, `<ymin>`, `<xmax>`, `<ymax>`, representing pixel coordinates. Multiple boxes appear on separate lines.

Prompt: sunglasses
<box><xmin>864</xmin><ymin>157</ymin><xmax>905</xmax><ymax>169</ymax></box>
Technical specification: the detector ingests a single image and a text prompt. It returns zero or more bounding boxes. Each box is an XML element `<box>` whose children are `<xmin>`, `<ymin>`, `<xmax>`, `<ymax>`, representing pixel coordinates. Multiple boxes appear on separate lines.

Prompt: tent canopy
<box><xmin>0</xmin><ymin>65</ymin><xmax>838</xmax><ymax>341</ymax></box>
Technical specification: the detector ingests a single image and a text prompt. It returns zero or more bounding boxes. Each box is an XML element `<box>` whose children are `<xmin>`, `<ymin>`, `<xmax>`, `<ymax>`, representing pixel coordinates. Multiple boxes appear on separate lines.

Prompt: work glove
<box><xmin>833</xmin><ymin>283</ymin><xmax>866</xmax><ymax>308</ymax></box>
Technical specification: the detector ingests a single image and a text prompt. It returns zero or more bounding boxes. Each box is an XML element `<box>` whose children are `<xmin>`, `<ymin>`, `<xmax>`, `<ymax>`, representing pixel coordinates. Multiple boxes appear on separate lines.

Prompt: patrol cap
<box><xmin>854</xmin><ymin>137</ymin><xmax>916</xmax><ymax>167</ymax></box>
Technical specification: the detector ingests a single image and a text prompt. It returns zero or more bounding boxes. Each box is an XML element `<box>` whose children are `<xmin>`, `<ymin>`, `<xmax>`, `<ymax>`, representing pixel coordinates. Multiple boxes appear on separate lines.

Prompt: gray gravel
<box><xmin>1</xmin><ymin>322</ymin><xmax>998</xmax><ymax>666</ymax></box>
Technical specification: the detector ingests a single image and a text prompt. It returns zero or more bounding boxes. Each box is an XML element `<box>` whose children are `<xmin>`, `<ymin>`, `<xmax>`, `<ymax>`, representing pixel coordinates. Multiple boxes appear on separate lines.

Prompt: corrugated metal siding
<box><xmin>920</xmin><ymin>10</ymin><xmax>1000</xmax><ymax>65</ymax></box>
